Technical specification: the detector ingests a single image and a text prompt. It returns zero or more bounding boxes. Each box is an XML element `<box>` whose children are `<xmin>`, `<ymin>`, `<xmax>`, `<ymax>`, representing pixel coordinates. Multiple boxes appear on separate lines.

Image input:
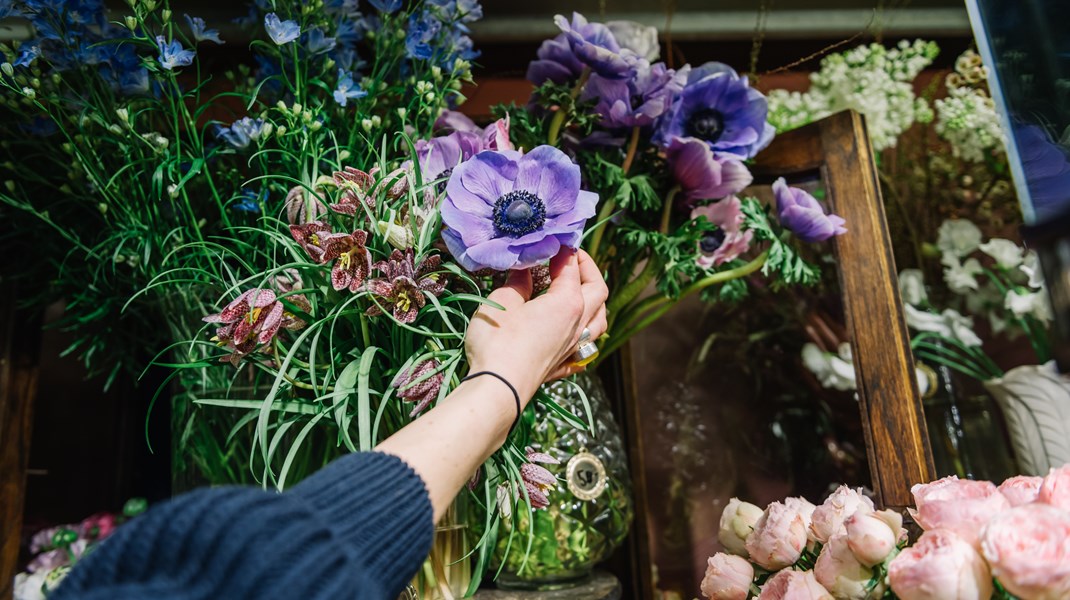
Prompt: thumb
<box><xmin>489</xmin><ymin>268</ymin><xmax>533</xmax><ymax>308</ymax></box>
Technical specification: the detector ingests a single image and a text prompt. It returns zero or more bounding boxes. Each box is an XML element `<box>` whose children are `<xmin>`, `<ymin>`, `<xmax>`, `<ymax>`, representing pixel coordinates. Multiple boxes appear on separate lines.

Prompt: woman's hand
<box><xmin>464</xmin><ymin>249</ymin><xmax>609</xmax><ymax>405</ymax></box>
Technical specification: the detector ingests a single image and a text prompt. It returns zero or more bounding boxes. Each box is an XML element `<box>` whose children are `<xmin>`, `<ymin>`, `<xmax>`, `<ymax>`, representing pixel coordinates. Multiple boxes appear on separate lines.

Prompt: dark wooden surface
<box><xmin>1</xmin><ymin>294</ymin><xmax>42</xmax><ymax>599</ymax></box>
<box><xmin>753</xmin><ymin>110</ymin><xmax>937</xmax><ymax>509</ymax></box>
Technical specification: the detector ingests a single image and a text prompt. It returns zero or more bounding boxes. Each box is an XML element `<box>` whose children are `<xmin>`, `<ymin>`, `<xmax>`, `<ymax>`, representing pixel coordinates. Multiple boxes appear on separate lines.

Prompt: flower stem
<box><xmin>596</xmin><ymin>250</ymin><xmax>769</xmax><ymax>363</ymax></box>
<box><xmin>621</xmin><ymin>126</ymin><xmax>641</xmax><ymax>175</ymax></box>
<box><xmin>606</xmin><ymin>258</ymin><xmax>658</xmax><ymax>331</ymax></box>
<box><xmin>546</xmin><ymin>68</ymin><xmax>590</xmax><ymax>146</ymax></box>
<box><xmin>659</xmin><ymin>186</ymin><xmax>680</xmax><ymax>234</ymax></box>
<box><xmin>587</xmin><ymin>197</ymin><xmax>616</xmax><ymax>264</ymax></box>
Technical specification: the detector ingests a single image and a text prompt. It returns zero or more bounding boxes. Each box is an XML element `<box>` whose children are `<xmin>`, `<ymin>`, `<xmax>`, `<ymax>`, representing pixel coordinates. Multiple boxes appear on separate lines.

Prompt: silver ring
<box><xmin>578</xmin><ymin>327</ymin><xmax>592</xmax><ymax>344</ymax></box>
<box><xmin>572</xmin><ymin>341</ymin><xmax>599</xmax><ymax>363</ymax></box>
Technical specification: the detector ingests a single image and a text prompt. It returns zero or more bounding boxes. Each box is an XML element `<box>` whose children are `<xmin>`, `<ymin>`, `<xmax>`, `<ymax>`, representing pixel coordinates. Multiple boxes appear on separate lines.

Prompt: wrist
<box><xmin>466</xmin><ymin>362</ymin><xmax>541</xmax><ymax>408</ymax></box>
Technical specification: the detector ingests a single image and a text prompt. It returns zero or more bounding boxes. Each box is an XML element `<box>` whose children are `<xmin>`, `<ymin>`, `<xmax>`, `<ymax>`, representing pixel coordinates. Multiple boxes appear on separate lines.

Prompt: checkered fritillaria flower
<box><xmin>520</xmin><ymin>447</ymin><xmax>560</xmax><ymax>509</ymax></box>
<box><xmin>391</xmin><ymin>359</ymin><xmax>444</xmax><ymax>417</ymax></box>
<box><xmin>365</xmin><ymin>249</ymin><xmax>446</xmax><ymax>323</ymax></box>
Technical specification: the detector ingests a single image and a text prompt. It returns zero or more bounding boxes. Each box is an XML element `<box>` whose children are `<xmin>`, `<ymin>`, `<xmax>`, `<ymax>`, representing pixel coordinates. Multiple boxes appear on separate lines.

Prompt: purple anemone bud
<box><xmin>583</xmin><ymin>60</ymin><xmax>683</xmax><ymax>129</ymax></box>
<box><xmin>655</xmin><ymin>62</ymin><xmax>775</xmax><ymax>159</ymax></box>
<box><xmin>772</xmin><ymin>177</ymin><xmax>847</xmax><ymax>243</ymax></box>
<box><xmin>441</xmin><ymin>146</ymin><xmax>598</xmax><ymax>271</ymax></box>
<box><xmin>553</xmin><ymin>12</ymin><xmax>635</xmax><ymax>80</ymax></box>
<box><xmin>666</xmin><ymin>137</ymin><xmax>753</xmax><ymax>204</ymax></box>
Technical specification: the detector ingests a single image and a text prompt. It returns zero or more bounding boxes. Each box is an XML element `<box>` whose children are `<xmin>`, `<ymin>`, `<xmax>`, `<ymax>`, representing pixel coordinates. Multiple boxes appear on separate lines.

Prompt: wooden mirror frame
<box><xmin>607</xmin><ymin>110</ymin><xmax>937</xmax><ymax>599</ymax></box>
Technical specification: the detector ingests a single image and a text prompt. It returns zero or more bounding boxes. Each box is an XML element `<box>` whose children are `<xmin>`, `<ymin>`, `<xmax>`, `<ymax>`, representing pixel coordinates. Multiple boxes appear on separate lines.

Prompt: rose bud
<box><xmin>719</xmin><ymin>498</ymin><xmax>764</xmax><ymax>557</ymax></box>
<box><xmin>1038</xmin><ymin>464</ymin><xmax>1070</xmax><ymax>512</ymax></box>
<box><xmin>998</xmin><ymin>475</ymin><xmax>1043</xmax><ymax>507</ymax></box>
<box><xmin>909</xmin><ymin>476</ymin><xmax>1009</xmax><ymax>548</ymax></box>
<box><xmin>746</xmin><ymin>497</ymin><xmax>816</xmax><ymax>571</ymax></box>
<box><xmin>700</xmin><ymin>553</ymin><xmax>754</xmax><ymax>600</ymax></box>
<box><xmin>814</xmin><ymin>532</ymin><xmax>885</xmax><ymax>599</ymax></box>
<box><xmin>845</xmin><ymin>509</ymin><xmax>902</xmax><ymax>567</ymax></box>
<box><xmin>981</xmin><ymin>503</ymin><xmax>1070</xmax><ymax>600</ymax></box>
<box><xmin>889</xmin><ymin>529</ymin><xmax>993</xmax><ymax>600</ymax></box>
<box><xmin>809</xmin><ymin>485</ymin><xmax>875</xmax><ymax>545</ymax></box>
<box><xmin>757</xmin><ymin>569</ymin><xmax>832</xmax><ymax>600</ymax></box>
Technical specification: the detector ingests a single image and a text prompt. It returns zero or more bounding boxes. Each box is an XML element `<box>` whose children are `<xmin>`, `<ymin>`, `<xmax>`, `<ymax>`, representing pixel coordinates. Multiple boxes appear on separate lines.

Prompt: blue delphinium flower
<box><xmin>0</xmin><ymin>0</ymin><xmax>20</xmax><ymax>19</ymax></box>
<box><xmin>304</xmin><ymin>27</ymin><xmax>336</xmax><ymax>55</ymax></box>
<box><xmin>440</xmin><ymin>146</ymin><xmax>598</xmax><ymax>271</ymax></box>
<box><xmin>184</xmin><ymin>14</ymin><xmax>224</xmax><ymax>44</ymax></box>
<box><xmin>334</xmin><ymin>18</ymin><xmax>361</xmax><ymax>47</ymax></box>
<box><xmin>232</xmin><ymin>189</ymin><xmax>265</xmax><ymax>213</ymax></box>
<box><xmin>102</xmin><ymin>44</ymin><xmax>149</xmax><ymax>96</ymax></box>
<box><xmin>332</xmin><ymin>69</ymin><xmax>367</xmax><ymax>107</ymax></box>
<box><xmin>655</xmin><ymin>62</ymin><xmax>775</xmax><ymax>160</ymax></box>
<box><xmin>156</xmin><ymin>36</ymin><xmax>195</xmax><ymax>70</ymax></box>
<box><xmin>368</xmin><ymin>0</ymin><xmax>402</xmax><ymax>13</ymax></box>
<box><xmin>265</xmin><ymin>13</ymin><xmax>300</xmax><ymax>45</ymax></box>
<box><xmin>405</xmin><ymin>12</ymin><xmax>440</xmax><ymax>60</ymax></box>
<box><xmin>218</xmin><ymin>117</ymin><xmax>266</xmax><ymax>149</ymax></box>
<box><xmin>14</xmin><ymin>42</ymin><xmax>41</xmax><ymax>68</ymax></box>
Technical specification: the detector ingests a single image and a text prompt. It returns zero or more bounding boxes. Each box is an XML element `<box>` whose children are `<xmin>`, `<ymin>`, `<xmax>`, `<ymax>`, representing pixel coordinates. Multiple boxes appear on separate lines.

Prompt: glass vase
<box><xmin>492</xmin><ymin>372</ymin><xmax>634</xmax><ymax>590</ymax></box>
<box><xmin>411</xmin><ymin>494</ymin><xmax>472</xmax><ymax>599</ymax></box>
<box><xmin>919</xmin><ymin>361</ymin><xmax>1017</xmax><ymax>482</ymax></box>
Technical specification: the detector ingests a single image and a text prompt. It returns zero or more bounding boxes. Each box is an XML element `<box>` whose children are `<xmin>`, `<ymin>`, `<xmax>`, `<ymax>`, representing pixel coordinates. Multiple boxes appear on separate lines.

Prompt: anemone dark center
<box><xmin>434</xmin><ymin>167</ymin><xmax>453</xmax><ymax>196</ymax></box>
<box><xmin>688</xmin><ymin>109</ymin><xmax>726</xmax><ymax>142</ymax></box>
<box><xmin>493</xmin><ymin>190</ymin><xmax>546</xmax><ymax>237</ymax></box>
<box><xmin>700</xmin><ymin>228</ymin><xmax>726</xmax><ymax>253</ymax></box>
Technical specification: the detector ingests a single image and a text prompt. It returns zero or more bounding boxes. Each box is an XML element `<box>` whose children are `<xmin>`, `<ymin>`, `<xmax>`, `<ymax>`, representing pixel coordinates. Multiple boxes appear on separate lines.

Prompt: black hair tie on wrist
<box><xmin>460</xmin><ymin>371</ymin><xmax>521</xmax><ymax>436</ymax></box>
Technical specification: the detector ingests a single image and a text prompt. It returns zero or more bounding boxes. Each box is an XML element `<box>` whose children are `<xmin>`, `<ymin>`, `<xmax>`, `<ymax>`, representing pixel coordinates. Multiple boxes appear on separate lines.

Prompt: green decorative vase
<box><xmin>492</xmin><ymin>372</ymin><xmax>634</xmax><ymax>590</ymax></box>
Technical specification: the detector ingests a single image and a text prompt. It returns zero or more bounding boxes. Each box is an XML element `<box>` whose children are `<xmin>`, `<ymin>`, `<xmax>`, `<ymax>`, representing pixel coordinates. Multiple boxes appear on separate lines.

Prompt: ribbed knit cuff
<box><xmin>289</xmin><ymin>451</ymin><xmax>434</xmax><ymax>596</ymax></box>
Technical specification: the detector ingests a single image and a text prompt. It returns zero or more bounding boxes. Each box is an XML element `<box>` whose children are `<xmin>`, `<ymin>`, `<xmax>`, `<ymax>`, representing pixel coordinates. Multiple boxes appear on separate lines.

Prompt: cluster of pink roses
<box><xmin>704</xmin><ymin>485</ymin><xmax>904</xmax><ymax>600</ymax></box>
<box><xmin>891</xmin><ymin>467</ymin><xmax>1070</xmax><ymax>600</ymax></box>
<box><xmin>700</xmin><ymin>465</ymin><xmax>1070</xmax><ymax>600</ymax></box>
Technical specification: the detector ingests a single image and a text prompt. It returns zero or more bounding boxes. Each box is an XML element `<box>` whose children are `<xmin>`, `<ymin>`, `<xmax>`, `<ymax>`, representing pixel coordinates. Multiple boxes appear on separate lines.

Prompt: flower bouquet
<box><xmin>14</xmin><ymin>499</ymin><xmax>147</xmax><ymax>600</ymax></box>
<box><xmin>700</xmin><ymin>465</ymin><xmax>1070</xmax><ymax>600</ymax></box>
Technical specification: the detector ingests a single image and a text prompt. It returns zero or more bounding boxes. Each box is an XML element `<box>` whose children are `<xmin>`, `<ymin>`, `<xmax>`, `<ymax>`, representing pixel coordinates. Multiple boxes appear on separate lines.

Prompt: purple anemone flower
<box><xmin>655</xmin><ymin>62</ymin><xmax>775</xmax><ymax>159</ymax></box>
<box><xmin>553</xmin><ymin>12</ymin><xmax>635</xmax><ymax>80</ymax></box>
<box><xmin>527</xmin><ymin>32</ymin><xmax>584</xmax><ymax>85</ymax></box>
<box><xmin>433</xmin><ymin>110</ymin><xmax>514</xmax><ymax>152</ymax></box>
<box><xmin>772</xmin><ymin>177</ymin><xmax>847</xmax><ymax>243</ymax></box>
<box><xmin>666</xmin><ymin>137</ymin><xmax>753</xmax><ymax>204</ymax></box>
<box><xmin>583</xmin><ymin>59</ymin><xmax>683</xmax><ymax>129</ymax></box>
<box><xmin>690</xmin><ymin>196</ymin><xmax>753</xmax><ymax>268</ymax></box>
<box><xmin>414</xmin><ymin>130</ymin><xmax>484</xmax><ymax>190</ymax></box>
<box><xmin>441</xmin><ymin>146</ymin><xmax>598</xmax><ymax>271</ymax></box>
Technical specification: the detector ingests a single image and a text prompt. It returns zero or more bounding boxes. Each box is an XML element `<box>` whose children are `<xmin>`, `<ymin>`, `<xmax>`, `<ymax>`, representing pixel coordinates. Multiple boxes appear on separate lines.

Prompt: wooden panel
<box><xmin>1</xmin><ymin>292</ymin><xmax>42</xmax><ymax>598</ymax></box>
<box><xmin>818</xmin><ymin>111</ymin><xmax>935</xmax><ymax>508</ymax></box>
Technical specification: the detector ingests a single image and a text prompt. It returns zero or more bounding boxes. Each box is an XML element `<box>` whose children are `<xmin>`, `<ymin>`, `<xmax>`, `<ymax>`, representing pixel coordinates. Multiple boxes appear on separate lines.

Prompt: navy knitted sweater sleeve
<box><xmin>51</xmin><ymin>452</ymin><xmax>434</xmax><ymax>600</ymax></box>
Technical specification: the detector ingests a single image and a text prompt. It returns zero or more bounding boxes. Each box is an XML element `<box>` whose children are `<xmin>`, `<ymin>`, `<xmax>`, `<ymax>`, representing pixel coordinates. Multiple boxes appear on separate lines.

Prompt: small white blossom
<box><xmin>898</xmin><ymin>269</ymin><xmax>928</xmax><ymax>306</ymax></box>
<box><xmin>1020</xmin><ymin>251</ymin><xmax>1045</xmax><ymax>288</ymax></box>
<box><xmin>904</xmin><ymin>305</ymin><xmax>984</xmax><ymax>347</ymax></box>
<box><xmin>979</xmin><ymin>238</ymin><xmax>1023</xmax><ymax>269</ymax></box>
<box><xmin>935</xmin><ymin>85</ymin><xmax>1004</xmax><ymax>162</ymax></box>
<box><xmin>801</xmin><ymin>343</ymin><xmax>857</xmax><ymax>391</ymax></box>
<box><xmin>937</xmin><ymin>218</ymin><xmax>983</xmax><ymax>258</ymax></box>
<box><xmin>1004</xmin><ymin>290</ymin><xmax>1052</xmax><ymax>323</ymax></box>
<box><xmin>942</xmin><ymin>254</ymin><xmax>984</xmax><ymax>294</ymax></box>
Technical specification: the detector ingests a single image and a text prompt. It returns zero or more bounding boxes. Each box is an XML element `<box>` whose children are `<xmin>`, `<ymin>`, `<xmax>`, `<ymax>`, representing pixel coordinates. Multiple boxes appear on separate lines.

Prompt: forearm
<box><xmin>376</xmin><ymin>373</ymin><xmax>536</xmax><ymax>522</ymax></box>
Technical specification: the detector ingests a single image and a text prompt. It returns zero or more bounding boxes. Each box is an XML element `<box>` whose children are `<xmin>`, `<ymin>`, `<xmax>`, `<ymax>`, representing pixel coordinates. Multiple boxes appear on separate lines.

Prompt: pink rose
<box><xmin>888</xmin><ymin>529</ymin><xmax>992</xmax><ymax>600</ymax></box>
<box><xmin>814</xmin><ymin>532</ymin><xmax>884</xmax><ymax>599</ymax></box>
<box><xmin>809</xmin><ymin>485</ymin><xmax>875</xmax><ymax>545</ymax></box>
<box><xmin>1038</xmin><ymin>464</ymin><xmax>1070</xmax><ymax>512</ymax></box>
<box><xmin>746</xmin><ymin>497</ymin><xmax>816</xmax><ymax>570</ymax></box>
<box><xmin>910</xmin><ymin>476</ymin><xmax>1009</xmax><ymax>547</ymax></box>
<box><xmin>981</xmin><ymin>503</ymin><xmax>1070</xmax><ymax>600</ymax></box>
<box><xmin>757</xmin><ymin>569</ymin><xmax>832</xmax><ymax>600</ymax></box>
<box><xmin>844</xmin><ymin>509</ymin><xmax>902</xmax><ymax>567</ymax></box>
<box><xmin>700</xmin><ymin>553</ymin><xmax>754</xmax><ymax>600</ymax></box>
<box><xmin>719</xmin><ymin>498</ymin><xmax>764</xmax><ymax>557</ymax></box>
<box><xmin>999</xmin><ymin>475</ymin><xmax>1043</xmax><ymax>507</ymax></box>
